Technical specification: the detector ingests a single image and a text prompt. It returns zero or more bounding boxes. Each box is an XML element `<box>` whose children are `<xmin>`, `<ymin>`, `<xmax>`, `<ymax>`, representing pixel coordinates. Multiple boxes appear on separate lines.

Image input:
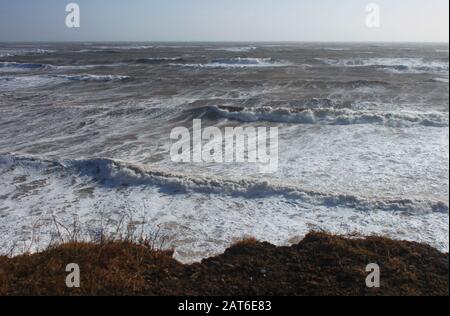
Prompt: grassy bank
<box><xmin>0</xmin><ymin>232</ymin><xmax>448</xmax><ymax>296</ymax></box>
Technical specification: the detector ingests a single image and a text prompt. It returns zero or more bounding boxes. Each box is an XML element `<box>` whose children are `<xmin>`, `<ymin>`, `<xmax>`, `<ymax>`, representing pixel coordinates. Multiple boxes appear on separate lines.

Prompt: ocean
<box><xmin>0</xmin><ymin>42</ymin><xmax>448</xmax><ymax>262</ymax></box>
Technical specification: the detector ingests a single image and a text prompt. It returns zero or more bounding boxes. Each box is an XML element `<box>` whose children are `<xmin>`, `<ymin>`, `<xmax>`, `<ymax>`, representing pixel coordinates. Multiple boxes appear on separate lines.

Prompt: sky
<box><xmin>0</xmin><ymin>0</ymin><xmax>448</xmax><ymax>42</ymax></box>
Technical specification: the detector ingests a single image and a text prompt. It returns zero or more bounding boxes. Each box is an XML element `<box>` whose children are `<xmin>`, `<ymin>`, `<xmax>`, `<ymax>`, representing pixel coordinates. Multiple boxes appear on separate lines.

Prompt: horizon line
<box><xmin>0</xmin><ymin>40</ymin><xmax>449</xmax><ymax>44</ymax></box>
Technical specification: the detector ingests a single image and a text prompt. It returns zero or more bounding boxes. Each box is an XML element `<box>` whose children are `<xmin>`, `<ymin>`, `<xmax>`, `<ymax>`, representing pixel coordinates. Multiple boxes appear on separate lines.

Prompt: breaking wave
<box><xmin>0</xmin><ymin>153</ymin><xmax>447</xmax><ymax>214</ymax></box>
<box><xmin>173</xmin><ymin>58</ymin><xmax>289</xmax><ymax>68</ymax></box>
<box><xmin>317</xmin><ymin>58</ymin><xmax>449</xmax><ymax>74</ymax></box>
<box><xmin>207</xmin><ymin>47</ymin><xmax>257</xmax><ymax>52</ymax></box>
<box><xmin>91</xmin><ymin>45</ymin><xmax>155</xmax><ymax>51</ymax></box>
<box><xmin>199</xmin><ymin>105</ymin><xmax>449</xmax><ymax>128</ymax></box>
<box><xmin>0</xmin><ymin>62</ymin><xmax>126</xmax><ymax>72</ymax></box>
<box><xmin>276</xmin><ymin>79</ymin><xmax>389</xmax><ymax>90</ymax></box>
<box><xmin>321</xmin><ymin>47</ymin><xmax>351</xmax><ymax>51</ymax></box>
<box><xmin>52</xmin><ymin>74</ymin><xmax>131</xmax><ymax>82</ymax></box>
<box><xmin>0</xmin><ymin>62</ymin><xmax>53</xmax><ymax>71</ymax></box>
<box><xmin>0</xmin><ymin>73</ymin><xmax>130</xmax><ymax>91</ymax></box>
<box><xmin>0</xmin><ymin>48</ymin><xmax>55</xmax><ymax>58</ymax></box>
<box><xmin>135</xmin><ymin>57</ymin><xmax>184</xmax><ymax>64</ymax></box>
<box><xmin>54</xmin><ymin>63</ymin><xmax>126</xmax><ymax>70</ymax></box>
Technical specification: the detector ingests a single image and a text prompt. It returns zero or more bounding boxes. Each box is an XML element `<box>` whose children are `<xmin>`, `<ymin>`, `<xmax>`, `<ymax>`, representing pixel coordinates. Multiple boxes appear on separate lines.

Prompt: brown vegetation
<box><xmin>0</xmin><ymin>233</ymin><xmax>448</xmax><ymax>296</ymax></box>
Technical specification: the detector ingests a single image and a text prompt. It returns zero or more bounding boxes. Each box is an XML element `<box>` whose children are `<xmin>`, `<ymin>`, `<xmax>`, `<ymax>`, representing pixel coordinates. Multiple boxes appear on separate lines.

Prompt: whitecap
<box><xmin>204</xmin><ymin>105</ymin><xmax>449</xmax><ymax>128</ymax></box>
<box><xmin>317</xmin><ymin>57</ymin><xmax>449</xmax><ymax>74</ymax></box>
<box><xmin>173</xmin><ymin>58</ymin><xmax>290</xmax><ymax>69</ymax></box>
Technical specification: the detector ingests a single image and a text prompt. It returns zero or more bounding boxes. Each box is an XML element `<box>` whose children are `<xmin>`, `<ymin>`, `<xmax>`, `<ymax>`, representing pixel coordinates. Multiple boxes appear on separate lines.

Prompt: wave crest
<box><xmin>318</xmin><ymin>58</ymin><xmax>449</xmax><ymax>74</ymax></box>
<box><xmin>200</xmin><ymin>105</ymin><xmax>449</xmax><ymax>128</ymax></box>
<box><xmin>0</xmin><ymin>62</ymin><xmax>53</xmax><ymax>71</ymax></box>
<box><xmin>0</xmin><ymin>48</ymin><xmax>55</xmax><ymax>58</ymax></box>
<box><xmin>134</xmin><ymin>57</ymin><xmax>184</xmax><ymax>64</ymax></box>
<box><xmin>1</xmin><ymin>153</ymin><xmax>448</xmax><ymax>214</ymax></box>
<box><xmin>52</xmin><ymin>74</ymin><xmax>131</xmax><ymax>82</ymax></box>
<box><xmin>173</xmin><ymin>58</ymin><xmax>289</xmax><ymax>68</ymax></box>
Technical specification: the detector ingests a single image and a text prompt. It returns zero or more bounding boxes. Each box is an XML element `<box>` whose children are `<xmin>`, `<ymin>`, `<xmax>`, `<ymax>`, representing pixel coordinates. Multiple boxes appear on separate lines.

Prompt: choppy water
<box><xmin>0</xmin><ymin>42</ymin><xmax>448</xmax><ymax>261</ymax></box>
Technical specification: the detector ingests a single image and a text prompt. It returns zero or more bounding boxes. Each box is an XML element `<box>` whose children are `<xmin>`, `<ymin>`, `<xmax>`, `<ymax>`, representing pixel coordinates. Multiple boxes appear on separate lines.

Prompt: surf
<box><xmin>196</xmin><ymin>105</ymin><xmax>450</xmax><ymax>128</ymax></box>
<box><xmin>0</xmin><ymin>153</ymin><xmax>447</xmax><ymax>214</ymax></box>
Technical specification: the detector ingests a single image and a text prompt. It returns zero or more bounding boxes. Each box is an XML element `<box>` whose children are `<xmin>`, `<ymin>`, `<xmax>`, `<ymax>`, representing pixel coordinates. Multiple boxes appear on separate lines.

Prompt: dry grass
<box><xmin>231</xmin><ymin>237</ymin><xmax>260</xmax><ymax>247</ymax></box>
<box><xmin>0</xmin><ymin>241</ymin><xmax>177</xmax><ymax>296</ymax></box>
<box><xmin>0</xmin><ymin>232</ymin><xmax>448</xmax><ymax>296</ymax></box>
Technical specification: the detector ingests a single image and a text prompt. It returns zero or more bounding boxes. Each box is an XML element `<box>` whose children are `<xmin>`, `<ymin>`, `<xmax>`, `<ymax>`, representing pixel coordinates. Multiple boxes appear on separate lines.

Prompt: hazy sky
<box><xmin>0</xmin><ymin>0</ymin><xmax>448</xmax><ymax>42</ymax></box>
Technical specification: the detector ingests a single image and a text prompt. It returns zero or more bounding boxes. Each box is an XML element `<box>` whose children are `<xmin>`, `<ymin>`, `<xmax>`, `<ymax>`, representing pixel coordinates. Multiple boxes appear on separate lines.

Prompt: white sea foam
<box><xmin>0</xmin><ymin>48</ymin><xmax>55</xmax><ymax>58</ymax></box>
<box><xmin>173</xmin><ymin>58</ymin><xmax>289</xmax><ymax>68</ymax></box>
<box><xmin>318</xmin><ymin>58</ymin><xmax>449</xmax><ymax>74</ymax></box>
<box><xmin>207</xmin><ymin>47</ymin><xmax>257</xmax><ymax>52</ymax></box>
<box><xmin>321</xmin><ymin>47</ymin><xmax>351</xmax><ymax>51</ymax></box>
<box><xmin>92</xmin><ymin>45</ymin><xmax>155</xmax><ymax>50</ymax></box>
<box><xmin>0</xmin><ymin>153</ymin><xmax>448</xmax><ymax>261</ymax></box>
<box><xmin>0</xmin><ymin>73</ymin><xmax>130</xmax><ymax>91</ymax></box>
<box><xmin>52</xmin><ymin>74</ymin><xmax>131</xmax><ymax>82</ymax></box>
<box><xmin>0</xmin><ymin>62</ymin><xmax>125</xmax><ymax>72</ymax></box>
<box><xmin>55</xmin><ymin>64</ymin><xmax>124</xmax><ymax>70</ymax></box>
<box><xmin>0</xmin><ymin>153</ymin><xmax>447</xmax><ymax>214</ymax></box>
<box><xmin>136</xmin><ymin>57</ymin><xmax>184</xmax><ymax>63</ymax></box>
<box><xmin>205</xmin><ymin>105</ymin><xmax>449</xmax><ymax>128</ymax></box>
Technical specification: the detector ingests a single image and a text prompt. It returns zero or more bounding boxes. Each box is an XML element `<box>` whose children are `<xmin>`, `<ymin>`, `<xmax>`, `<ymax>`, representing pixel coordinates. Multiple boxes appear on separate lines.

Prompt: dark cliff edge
<box><xmin>0</xmin><ymin>233</ymin><xmax>448</xmax><ymax>296</ymax></box>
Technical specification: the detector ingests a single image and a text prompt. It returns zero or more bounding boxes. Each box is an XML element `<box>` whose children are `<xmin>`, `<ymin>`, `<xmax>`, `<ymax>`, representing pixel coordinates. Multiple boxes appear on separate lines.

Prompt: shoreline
<box><xmin>0</xmin><ymin>232</ymin><xmax>448</xmax><ymax>296</ymax></box>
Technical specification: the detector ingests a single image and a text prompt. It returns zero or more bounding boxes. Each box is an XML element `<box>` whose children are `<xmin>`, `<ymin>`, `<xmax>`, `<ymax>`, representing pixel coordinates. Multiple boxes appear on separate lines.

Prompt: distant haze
<box><xmin>0</xmin><ymin>0</ymin><xmax>448</xmax><ymax>42</ymax></box>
